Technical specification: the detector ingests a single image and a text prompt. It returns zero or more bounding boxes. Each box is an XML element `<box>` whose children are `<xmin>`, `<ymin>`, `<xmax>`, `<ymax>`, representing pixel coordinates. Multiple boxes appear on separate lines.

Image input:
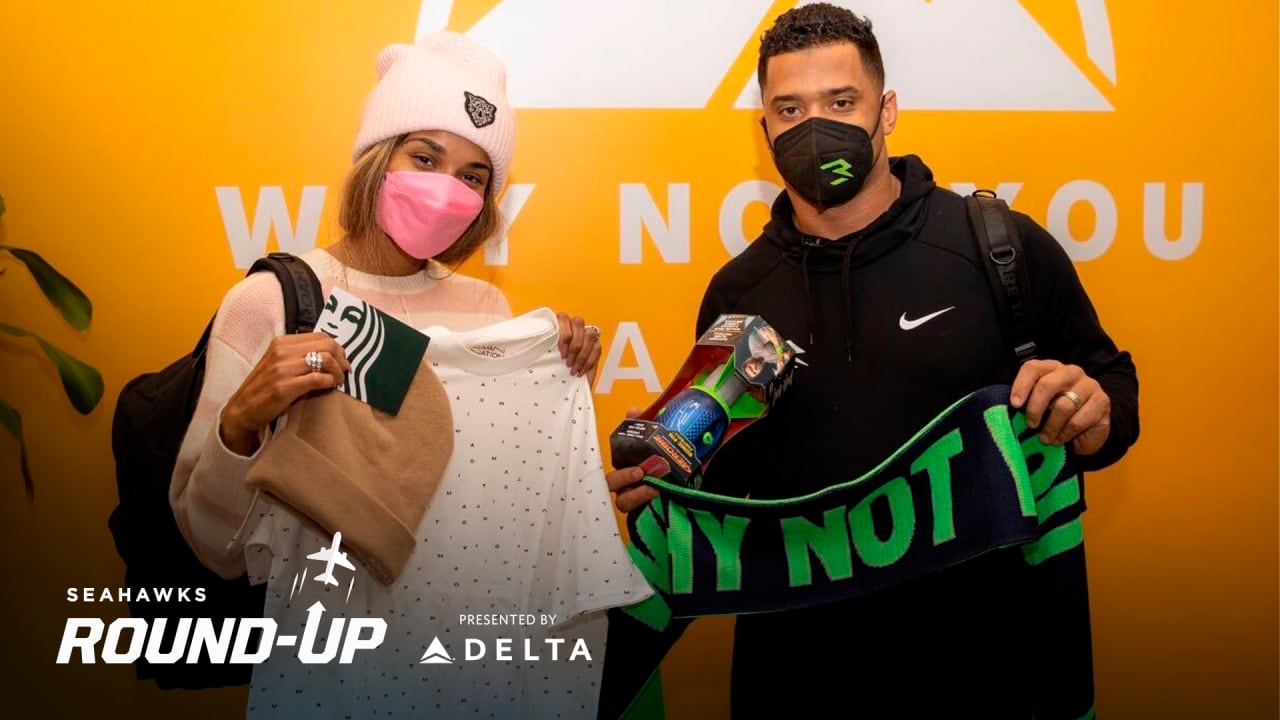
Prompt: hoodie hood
<box><xmin>764</xmin><ymin>154</ymin><xmax>936</xmax><ymax>360</ymax></box>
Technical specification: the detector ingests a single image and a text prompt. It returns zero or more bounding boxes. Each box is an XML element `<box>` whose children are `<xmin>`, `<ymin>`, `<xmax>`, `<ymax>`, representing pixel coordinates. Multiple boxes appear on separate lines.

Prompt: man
<box><xmin>603</xmin><ymin>4</ymin><xmax>1139</xmax><ymax>718</ymax></box>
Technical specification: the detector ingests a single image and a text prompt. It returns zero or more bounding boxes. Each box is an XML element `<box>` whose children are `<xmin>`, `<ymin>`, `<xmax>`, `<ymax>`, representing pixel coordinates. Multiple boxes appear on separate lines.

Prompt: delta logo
<box><xmin>417</xmin><ymin>635</ymin><xmax>594</xmax><ymax>665</ymax></box>
<box><xmin>418</xmin><ymin>0</ymin><xmax>1117</xmax><ymax>111</ymax></box>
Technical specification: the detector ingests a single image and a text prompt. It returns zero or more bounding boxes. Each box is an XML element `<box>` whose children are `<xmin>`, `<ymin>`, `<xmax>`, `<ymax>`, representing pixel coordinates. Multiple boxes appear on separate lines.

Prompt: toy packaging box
<box><xmin>609</xmin><ymin>314</ymin><xmax>802</xmax><ymax>490</ymax></box>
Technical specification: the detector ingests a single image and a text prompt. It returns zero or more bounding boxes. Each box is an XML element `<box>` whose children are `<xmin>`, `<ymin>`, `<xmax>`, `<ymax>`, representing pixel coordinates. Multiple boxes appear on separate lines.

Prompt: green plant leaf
<box><xmin>0</xmin><ymin>322</ymin><xmax>104</xmax><ymax>414</ymax></box>
<box><xmin>0</xmin><ymin>245</ymin><xmax>92</xmax><ymax>331</ymax></box>
<box><xmin>0</xmin><ymin>397</ymin><xmax>33</xmax><ymax>498</ymax></box>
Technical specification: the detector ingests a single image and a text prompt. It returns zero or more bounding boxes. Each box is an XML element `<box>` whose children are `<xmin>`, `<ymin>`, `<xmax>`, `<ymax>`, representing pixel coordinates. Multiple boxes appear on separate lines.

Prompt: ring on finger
<box><xmin>304</xmin><ymin>350</ymin><xmax>324</xmax><ymax>374</ymax></box>
<box><xmin>584</xmin><ymin>324</ymin><xmax>601</xmax><ymax>340</ymax></box>
<box><xmin>1055</xmin><ymin>389</ymin><xmax>1083</xmax><ymax>412</ymax></box>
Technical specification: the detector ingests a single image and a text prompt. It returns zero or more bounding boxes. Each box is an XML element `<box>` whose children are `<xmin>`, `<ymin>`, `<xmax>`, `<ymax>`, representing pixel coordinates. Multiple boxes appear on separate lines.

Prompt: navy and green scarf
<box><xmin>601</xmin><ymin>385</ymin><xmax>1095</xmax><ymax>720</ymax></box>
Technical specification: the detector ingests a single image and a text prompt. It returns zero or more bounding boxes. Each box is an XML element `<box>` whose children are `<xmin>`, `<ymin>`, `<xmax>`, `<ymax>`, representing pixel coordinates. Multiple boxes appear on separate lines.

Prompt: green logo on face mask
<box><xmin>820</xmin><ymin>158</ymin><xmax>854</xmax><ymax>186</ymax></box>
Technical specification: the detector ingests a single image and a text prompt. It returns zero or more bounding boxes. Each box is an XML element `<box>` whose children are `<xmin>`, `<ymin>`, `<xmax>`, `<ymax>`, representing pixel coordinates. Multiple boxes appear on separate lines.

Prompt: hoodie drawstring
<box><xmin>800</xmin><ymin>240</ymin><xmax>857</xmax><ymax>362</ymax></box>
<box><xmin>840</xmin><ymin>240</ymin><xmax>858</xmax><ymax>363</ymax></box>
<box><xmin>801</xmin><ymin>245</ymin><xmax>816</xmax><ymax>348</ymax></box>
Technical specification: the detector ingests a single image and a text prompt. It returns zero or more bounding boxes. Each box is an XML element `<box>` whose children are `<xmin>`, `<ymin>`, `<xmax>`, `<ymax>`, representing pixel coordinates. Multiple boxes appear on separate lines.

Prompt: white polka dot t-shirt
<box><xmin>242</xmin><ymin>307</ymin><xmax>653</xmax><ymax>719</ymax></box>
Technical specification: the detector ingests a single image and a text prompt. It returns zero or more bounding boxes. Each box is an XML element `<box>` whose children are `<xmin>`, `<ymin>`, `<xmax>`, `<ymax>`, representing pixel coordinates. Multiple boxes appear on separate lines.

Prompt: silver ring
<box><xmin>1056</xmin><ymin>389</ymin><xmax>1083</xmax><ymax>412</ymax></box>
<box><xmin>584</xmin><ymin>325</ymin><xmax>601</xmax><ymax>339</ymax></box>
<box><xmin>304</xmin><ymin>351</ymin><xmax>324</xmax><ymax>373</ymax></box>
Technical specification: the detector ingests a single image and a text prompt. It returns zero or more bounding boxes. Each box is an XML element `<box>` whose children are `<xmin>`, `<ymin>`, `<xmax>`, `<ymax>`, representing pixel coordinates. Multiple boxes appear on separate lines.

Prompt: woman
<box><xmin>169</xmin><ymin>32</ymin><xmax>636</xmax><ymax>717</ymax></box>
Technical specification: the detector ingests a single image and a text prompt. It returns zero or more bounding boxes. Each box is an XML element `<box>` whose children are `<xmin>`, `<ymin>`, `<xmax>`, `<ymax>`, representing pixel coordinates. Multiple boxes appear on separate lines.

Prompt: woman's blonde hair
<box><xmin>338</xmin><ymin>134</ymin><xmax>502</xmax><ymax>268</ymax></box>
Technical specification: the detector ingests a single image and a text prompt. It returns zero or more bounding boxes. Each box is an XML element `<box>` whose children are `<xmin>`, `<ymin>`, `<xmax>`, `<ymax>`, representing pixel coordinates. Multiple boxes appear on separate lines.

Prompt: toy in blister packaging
<box><xmin>609</xmin><ymin>314</ymin><xmax>803</xmax><ymax>490</ymax></box>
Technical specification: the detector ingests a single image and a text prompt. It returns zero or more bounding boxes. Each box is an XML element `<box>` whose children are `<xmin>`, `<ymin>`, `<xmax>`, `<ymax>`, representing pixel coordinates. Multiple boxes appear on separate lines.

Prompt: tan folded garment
<box><xmin>246</xmin><ymin>362</ymin><xmax>453</xmax><ymax>586</ymax></box>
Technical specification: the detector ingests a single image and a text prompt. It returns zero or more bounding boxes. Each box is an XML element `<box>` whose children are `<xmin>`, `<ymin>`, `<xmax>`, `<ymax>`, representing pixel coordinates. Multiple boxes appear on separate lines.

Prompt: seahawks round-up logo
<box><xmin>464</xmin><ymin>91</ymin><xmax>497</xmax><ymax>128</ymax></box>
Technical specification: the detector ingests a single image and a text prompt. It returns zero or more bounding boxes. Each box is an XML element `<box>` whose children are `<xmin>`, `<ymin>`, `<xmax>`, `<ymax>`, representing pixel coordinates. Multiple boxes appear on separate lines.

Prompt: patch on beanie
<box><xmin>464</xmin><ymin>91</ymin><xmax>497</xmax><ymax>129</ymax></box>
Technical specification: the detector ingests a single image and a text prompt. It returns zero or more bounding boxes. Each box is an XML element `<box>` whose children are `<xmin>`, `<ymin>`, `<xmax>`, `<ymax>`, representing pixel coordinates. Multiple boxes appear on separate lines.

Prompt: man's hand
<box><xmin>606</xmin><ymin>408</ymin><xmax>664</xmax><ymax>513</ymax></box>
<box><xmin>1010</xmin><ymin>359</ymin><xmax>1111</xmax><ymax>456</ymax></box>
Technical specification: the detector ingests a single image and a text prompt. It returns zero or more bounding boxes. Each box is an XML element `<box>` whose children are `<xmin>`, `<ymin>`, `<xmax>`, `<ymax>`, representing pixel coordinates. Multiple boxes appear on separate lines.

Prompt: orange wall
<box><xmin>0</xmin><ymin>1</ymin><xmax>1275</xmax><ymax>717</ymax></box>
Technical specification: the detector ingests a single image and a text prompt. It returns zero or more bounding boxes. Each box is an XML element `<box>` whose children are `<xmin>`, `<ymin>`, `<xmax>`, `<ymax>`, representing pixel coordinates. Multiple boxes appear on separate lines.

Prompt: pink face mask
<box><xmin>376</xmin><ymin>171</ymin><xmax>484</xmax><ymax>260</ymax></box>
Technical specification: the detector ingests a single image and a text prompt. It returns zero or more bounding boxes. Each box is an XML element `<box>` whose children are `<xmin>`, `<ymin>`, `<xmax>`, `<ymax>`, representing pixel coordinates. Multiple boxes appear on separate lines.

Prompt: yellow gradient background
<box><xmin>0</xmin><ymin>1</ymin><xmax>1275</xmax><ymax>717</ymax></box>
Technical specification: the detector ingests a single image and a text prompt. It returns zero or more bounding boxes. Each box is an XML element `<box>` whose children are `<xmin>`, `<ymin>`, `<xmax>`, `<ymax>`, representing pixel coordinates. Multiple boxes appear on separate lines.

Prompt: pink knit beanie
<box><xmin>352</xmin><ymin>31</ymin><xmax>516</xmax><ymax>194</ymax></box>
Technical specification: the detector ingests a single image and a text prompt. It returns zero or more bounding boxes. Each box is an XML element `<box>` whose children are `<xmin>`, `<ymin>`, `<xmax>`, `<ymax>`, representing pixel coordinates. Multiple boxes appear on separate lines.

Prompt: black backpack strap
<box><xmin>190</xmin><ymin>252</ymin><xmax>324</xmax><ymax>362</ymax></box>
<box><xmin>965</xmin><ymin>191</ymin><xmax>1039</xmax><ymax>364</ymax></box>
<box><xmin>191</xmin><ymin>317</ymin><xmax>216</xmax><ymax>361</ymax></box>
<box><xmin>245</xmin><ymin>253</ymin><xmax>325</xmax><ymax>435</ymax></box>
<box><xmin>248</xmin><ymin>252</ymin><xmax>325</xmax><ymax>334</ymax></box>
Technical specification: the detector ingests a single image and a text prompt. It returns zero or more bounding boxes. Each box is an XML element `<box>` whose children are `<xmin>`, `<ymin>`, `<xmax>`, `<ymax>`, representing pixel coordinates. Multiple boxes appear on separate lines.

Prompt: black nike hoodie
<box><xmin>597</xmin><ymin>155</ymin><xmax>1138</xmax><ymax>720</ymax></box>
<box><xmin>692</xmin><ymin>154</ymin><xmax>1138</xmax><ymax>717</ymax></box>
<box><xmin>696</xmin><ymin>154</ymin><xmax>1137</xmax><ymax>498</ymax></box>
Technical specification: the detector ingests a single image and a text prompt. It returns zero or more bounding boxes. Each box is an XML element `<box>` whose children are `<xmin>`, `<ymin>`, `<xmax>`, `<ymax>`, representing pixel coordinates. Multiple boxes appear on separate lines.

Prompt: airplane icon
<box><xmin>307</xmin><ymin>531</ymin><xmax>356</xmax><ymax>587</ymax></box>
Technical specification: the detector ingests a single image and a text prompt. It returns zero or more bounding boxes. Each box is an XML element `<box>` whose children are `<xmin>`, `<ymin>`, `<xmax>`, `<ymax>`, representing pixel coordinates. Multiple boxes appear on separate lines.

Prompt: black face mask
<box><xmin>766</xmin><ymin>105</ymin><xmax>883</xmax><ymax>209</ymax></box>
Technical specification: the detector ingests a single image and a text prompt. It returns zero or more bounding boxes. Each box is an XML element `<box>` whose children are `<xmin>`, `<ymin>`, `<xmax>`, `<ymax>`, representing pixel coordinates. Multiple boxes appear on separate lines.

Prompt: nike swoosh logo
<box><xmin>899</xmin><ymin>306</ymin><xmax>956</xmax><ymax>331</ymax></box>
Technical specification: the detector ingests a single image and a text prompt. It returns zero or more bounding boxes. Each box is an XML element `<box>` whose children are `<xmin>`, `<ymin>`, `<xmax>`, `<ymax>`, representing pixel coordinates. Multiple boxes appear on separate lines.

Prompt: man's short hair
<box><xmin>757</xmin><ymin>3</ymin><xmax>885</xmax><ymax>91</ymax></box>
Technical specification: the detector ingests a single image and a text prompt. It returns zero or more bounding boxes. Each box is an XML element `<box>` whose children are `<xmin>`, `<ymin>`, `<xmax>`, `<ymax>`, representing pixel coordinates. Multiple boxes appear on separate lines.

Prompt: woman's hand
<box><xmin>220</xmin><ymin>333</ymin><xmax>351</xmax><ymax>456</ymax></box>
<box><xmin>556</xmin><ymin>312</ymin><xmax>602</xmax><ymax>380</ymax></box>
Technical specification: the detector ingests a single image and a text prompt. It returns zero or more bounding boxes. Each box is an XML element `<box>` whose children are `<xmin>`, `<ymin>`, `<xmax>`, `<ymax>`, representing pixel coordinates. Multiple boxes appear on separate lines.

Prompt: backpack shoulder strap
<box><xmin>189</xmin><ymin>253</ymin><xmax>323</xmax><ymax>363</ymax></box>
<box><xmin>244</xmin><ymin>252</ymin><xmax>324</xmax><ymax>435</ymax></box>
<box><xmin>964</xmin><ymin>190</ymin><xmax>1039</xmax><ymax>364</ymax></box>
<box><xmin>247</xmin><ymin>252</ymin><xmax>325</xmax><ymax>334</ymax></box>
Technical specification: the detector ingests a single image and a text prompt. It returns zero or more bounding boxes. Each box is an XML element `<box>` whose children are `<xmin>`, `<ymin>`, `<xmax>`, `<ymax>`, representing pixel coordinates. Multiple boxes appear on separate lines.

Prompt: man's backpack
<box><xmin>965</xmin><ymin>189</ymin><xmax>1040</xmax><ymax>366</ymax></box>
<box><xmin>107</xmin><ymin>252</ymin><xmax>323</xmax><ymax>690</ymax></box>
